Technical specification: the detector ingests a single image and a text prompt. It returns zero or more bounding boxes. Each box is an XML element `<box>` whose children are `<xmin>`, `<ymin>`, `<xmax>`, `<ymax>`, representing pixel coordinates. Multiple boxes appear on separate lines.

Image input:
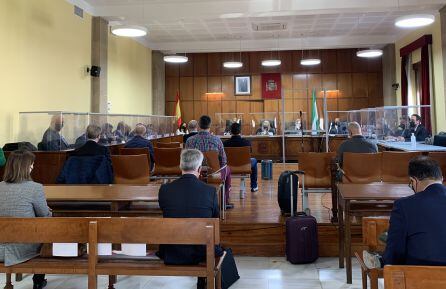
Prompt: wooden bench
<box><xmin>0</xmin><ymin>218</ymin><xmax>224</xmax><ymax>289</ymax></box>
<box><xmin>384</xmin><ymin>265</ymin><xmax>446</xmax><ymax>289</ymax></box>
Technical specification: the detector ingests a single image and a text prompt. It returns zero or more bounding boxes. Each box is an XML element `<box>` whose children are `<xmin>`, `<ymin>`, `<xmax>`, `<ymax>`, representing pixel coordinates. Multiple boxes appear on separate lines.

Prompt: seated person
<box><xmin>71</xmin><ymin>124</ymin><xmax>111</xmax><ymax>162</ymax></box>
<box><xmin>400</xmin><ymin>114</ymin><xmax>430</xmax><ymax>142</ymax></box>
<box><xmin>175</xmin><ymin>122</ymin><xmax>188</xmax><ymax>135</ymax></box>
<box><xmin>336</xmin><ymin>122</ymin><xmax>378</xmax><ymax>168</ymax></box>
<box><xmin>185</xmin><ymin>115</ymin><xmax>233</xmax><ymax>209</ymax></box>
<box><xmin>256</xmin><ymin>120</ymin><xmax>275</xmax><ymax>136</ymax></box>
<box><xmin>0</xmin><ymin>147</ymin><xmax>5</xmax><ymax>167</ymax></box>
<box><xmin>157</xmin><ymin>149</ymin><xmax>223</xmax><ymax>289</ymax></box>
<box><xmin>223</xmin><ymin>123</ymin><xmax>258</xmax><ymax>192</ymax></box>
<box><xmin>99</xmin><ymin>123</ymin><xmax>116</xmax><ymax>145</ymax></box>
<box><xmin>113</xmin><ymin>121</ymin><xmax>130</xmax><ymax>143</ymax></box>
<box><xmin>124</xmin><ymin>124</ymin><xmax>155</xmax><ymax>170</ymax></box>
<box><xmin>329</xmin><ymin>118</ymin><xmax>343</xmax><ymax>135</ymax></box>
<box><xmin>0</xmin><ymin>150</ymin><xmax>51</xmax><ymax>289</ymax></box>
<box><xmin>40</xmin><ymin>114</ymin><xmax>69</xmax><ymax>151</ymax></box>
<box><xmin>183</xmin><ymin>120</ymin><xmax>199</xmax><ymax>143</ymax></box>
<box><xmin>391</xmin><ymin>116</ymin><xmax>409</xmax><ymax>137</ymax></box>
<box><xmin>364</xmin><ymin>156</ymin><xmax>446</xmax><ymax>268</ymax></box>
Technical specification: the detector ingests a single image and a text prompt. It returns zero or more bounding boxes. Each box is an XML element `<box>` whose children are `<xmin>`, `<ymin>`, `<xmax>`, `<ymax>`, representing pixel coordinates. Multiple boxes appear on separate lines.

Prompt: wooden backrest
<box><xmin>0</xmin><ymin>217</ymin><xmax>90</xmax><ymax>243</ymax></box>
<box><xmin>428</xmin><ymin>152</ymin><xmax>446</xmax><ymax>179</ymax></box>
<box><xmin>111</xmin><ymin>155</ymin><xmax>150</xmax><ymax>184</ymax></box>
<box><xmin>32</xmin><ymin>151</ymin><xmax>68</xmax><ymax>184</ymax></box>
<box><xmin>362</xmin><ymin>216</ymin><xmax>390</xmax><ymax>252</ymax></box>
<box><xmin>225</xmin><ymin>147</ymin><xmax>251</xmax><ymax>175</ymax></box>
<box><xmin>153</xmin><ymin>147</ymin><xmax>182</xmax><ymax>175</ymax></box>
<box><xmin>156</xmin><ymin>142</ymin><xmax>181</xmax><ymax>148</ymax></box>
<box><xmin>343</xmin><ymin>153</ymin><xmax>382</xmax><ymax>183</ymax></box>
<box><xmin>203</xmin><ymin>151</ymin><xmax>223</xmax><ymax>184</ymax></box>
<box><xmin>119</xmin><ymin>148</ymin><xmax>151</xmax><ymax>166</ymax></box>
<box><xmin>384</xmin><ymin>265</ymin><xmax>446</xmax><ymax>289</ymax></box>
<box><xmin>96</xmin><ymin>218</ymin><xmax>219</xmax><ymax>245</ymax></box>
<box><xmin>297</xmin><ymin>152</ymin><xmax>335</xmax><ymax>188</ymax></box>
<box><xmin>382</xmin><ymin>152</ymin><xmax>422</xmax><ymax>183</ymax></box>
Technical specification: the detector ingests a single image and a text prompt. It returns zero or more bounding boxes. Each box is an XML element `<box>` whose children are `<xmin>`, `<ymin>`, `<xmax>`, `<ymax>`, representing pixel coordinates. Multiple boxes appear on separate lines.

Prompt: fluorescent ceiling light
<box><xmin>395</xmin><ymin>14</ymin><xmax>435</xmax><ymax>28</ymax></box>
<box><xmin>223</xmin><ymin>61</ymin><xmax>243</xmax><ymax>68</ymax></box>
<box><xmin>300</xmin><ymin>58</ymin><xmax>321</xmax><ymax>66</ymax></box>
<box><xmin>356</xmin><ymin>49</ymin><xmax>383</xmax><ymax>58</ymax></box>
<box><xmin>163</xmin><ymin>55</ymin><xmax>189</xmax><ymax>63</ymax></box>
<box><xmin>262</xmin><ymin>59</ymin><xmax>282</xmax><ymax>67</ymax></box>
<box><xmin>111</xmin><ymin>25</ymin><xmax>148</xmax><ymax>37</ymax></box>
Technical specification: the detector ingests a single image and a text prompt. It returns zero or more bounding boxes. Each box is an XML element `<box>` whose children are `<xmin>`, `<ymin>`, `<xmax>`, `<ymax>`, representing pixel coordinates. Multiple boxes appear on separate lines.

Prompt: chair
<box><xmin>297</xmin><ymin>152</ymin><xmax>335</xmax><ymax>215</ymax></box>
<box><xmin>152</xmin><ymin>147</ymin><xmax>182</xmax><ymax>181</ymax></box>
<box><xmin>381</xmin><ymin>152</ymin><xmax>421</xmax><ymax>183</ymax></box>
<box><xmin>342</xmin><ymin>153</ymin><xmax>382</xmax><ymax>183</ymax></box>
<box><xmin>384</xmin><ymin>265</ymin><xmax>446</xmax><ymax>289</ymax></box>
<box><xmin>119</xmin><ymin>147</ymin><xmax>151</xmax><ymax>166</ymax></box>
<box><xmin>355</xmin><ymin>216</ymin><xmax>389</xmax><ymax>289</ymax></box>
<box><xmin>111</xmin><ymin>155</ymin><xmax>150</xmax><ymax>184</ymax></box>
<box><xmin>428</xmin><ymin>152</ymin><xmax>446</xmax><ymax>179</ymax></box>
<box><xmin>156</xmin><ymin>142</ymin><xmax>181</xmax><ymax>148</ymax></box>
<box><xmin>225</xmin><ymin>147</ymin><xmax>252</xmax><ymax>199</ymax></box>
<box><xmin>203</xmin><ymin>151</ymin><xmax>227</xmax><ymax>219</ymax></box>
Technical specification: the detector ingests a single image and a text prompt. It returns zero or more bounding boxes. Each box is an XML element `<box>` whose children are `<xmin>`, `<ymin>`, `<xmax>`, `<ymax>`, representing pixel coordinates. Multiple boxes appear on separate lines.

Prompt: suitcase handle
<box><xmin>291</xmin><ymin>170</ymin><xmax>305</xmax><ymax>175</ymax></box>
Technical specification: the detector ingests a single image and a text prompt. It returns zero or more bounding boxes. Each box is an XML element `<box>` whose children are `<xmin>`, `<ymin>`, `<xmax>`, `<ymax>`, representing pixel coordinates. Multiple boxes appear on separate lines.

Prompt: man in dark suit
<box><xmin>401</xmin><ymin>114</ymin><xmax>430</xmax><ymax>142</ymax></box>
<box><xmin>364</xmin><ymin>156</ymin><xmax>446</xmax><ymax>268</ymax></box>
<box><xmin>71</xmin><ymin>124</ymin><xmax>111</xmax><ymax>162</ymax></box>
<box><xmin>157</xmin><ymin>149</ymin><xmax>222</xmax><ymax>289</ymax></box>
<box><xmin>183</xmin><ymin>120</ymin><xmax>199</xmax><ymax>143</ymax></box>
<box><xmin>336</xmin><ymin>122</ymin><xmax>378</xmax><ymax>167</ymax></box>
<box><xmin>124</xmin><ymin>124</ymin><xmax>155</xmax><ymax>170</ymax></box>
<box><xmin>223</xmin><ymin>123</ymin><xmax>258</xmax><ymax>192</ymax></box>
<box><xmin>40</xmin><ymin>114</ymin><xmax>70</xmax><ymax>151</ymax></box>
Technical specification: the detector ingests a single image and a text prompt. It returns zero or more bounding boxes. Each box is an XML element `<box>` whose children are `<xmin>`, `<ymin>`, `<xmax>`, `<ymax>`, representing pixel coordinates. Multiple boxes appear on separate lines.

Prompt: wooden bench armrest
<box><xmin>215</xmin><ymin>250</ymin><xmax>227</xmax><ymax>272</ymax></box>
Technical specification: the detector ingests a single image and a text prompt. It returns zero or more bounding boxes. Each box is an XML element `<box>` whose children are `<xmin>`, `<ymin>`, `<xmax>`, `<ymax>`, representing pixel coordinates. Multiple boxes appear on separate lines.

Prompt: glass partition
<box><xmin>283</xmin><ymin>112</ymin><xmax>308</xmax><ymax>136</ymax></box>
<box><xmin>18</xmin><ymin>111</ymin><xmax>176</xmax><ymax>151</ymax></box>
<box><xmin>214</xmin><ymin>113</ymin><xmax>245</xmax><ymax>136</ymax></box>
<box><xmin>249</xmin><ymin>112</ymin><xmax>280</xmax><ymax>136</ymax></box>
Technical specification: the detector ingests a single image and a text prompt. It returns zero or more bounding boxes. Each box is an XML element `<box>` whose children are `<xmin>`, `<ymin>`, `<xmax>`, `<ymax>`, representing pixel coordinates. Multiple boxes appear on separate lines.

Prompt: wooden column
<box><xmin>382</xmin><ymin>44</ymin><xmax>397</xmax><ymax>106</ymax></box>
<box><xmin>91</xmin><ymin>17</ymin><xmax>108</xmax><ymax>113</ymax></box>
<box><xmin>152</xmin><ymin>50</ymin><xmax>166</xmax><ymax>115</ymax></box>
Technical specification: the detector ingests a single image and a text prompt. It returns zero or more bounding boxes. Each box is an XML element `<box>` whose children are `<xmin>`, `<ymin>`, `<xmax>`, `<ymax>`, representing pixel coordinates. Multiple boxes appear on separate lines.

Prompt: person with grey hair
<box><xmin>124</xmin><ymin>123</ymin><xmax>155</xmax><ymax>169</ymax></box>
<box><xmin>336</xmin><ymin>121</ymin><xmax>378</xmax><ymax>167</ymax></box>
<box><xmin>71</xmin><ymin>124</ymin><xmax>111</xmax><ymax>162</ymax></box>
<box><xmin>157</xmin><ymin>149</ymin><xmax>223</xmax><ymax>289</ymax></box>
<box><xmin>183</xmin><ymin>120</ymin><xmax>199</xmax><ymax>143</ymax></box>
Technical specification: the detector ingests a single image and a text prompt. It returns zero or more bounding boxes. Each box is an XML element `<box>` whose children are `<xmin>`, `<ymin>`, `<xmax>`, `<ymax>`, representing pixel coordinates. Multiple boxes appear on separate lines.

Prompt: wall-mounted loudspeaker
<box><xmin>87</xmin><ymin>66</ymin><xmax>101</xmax><ymax>77</ymax></box>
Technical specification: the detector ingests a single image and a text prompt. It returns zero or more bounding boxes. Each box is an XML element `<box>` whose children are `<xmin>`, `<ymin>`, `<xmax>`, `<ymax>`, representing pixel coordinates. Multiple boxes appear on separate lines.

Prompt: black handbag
<box><xmin>221</xmin><ymin>248</ymin><xmax>240</xmax><ymax>289</ymax></box>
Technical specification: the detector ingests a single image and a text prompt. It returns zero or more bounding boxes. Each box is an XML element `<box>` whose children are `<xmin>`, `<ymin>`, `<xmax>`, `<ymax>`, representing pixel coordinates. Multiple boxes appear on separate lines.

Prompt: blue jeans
<box><xmin>250</xmin><ymin>158</ymin><xmax>258</xmax><ymax>189</ymax></box>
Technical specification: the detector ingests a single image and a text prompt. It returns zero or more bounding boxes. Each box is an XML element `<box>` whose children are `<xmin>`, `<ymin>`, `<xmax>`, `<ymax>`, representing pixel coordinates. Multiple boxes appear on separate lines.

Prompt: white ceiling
<box><xmin>70</xmin><ymin>0</ymin><xmax>446</xmax><ymax>52</ymax></box>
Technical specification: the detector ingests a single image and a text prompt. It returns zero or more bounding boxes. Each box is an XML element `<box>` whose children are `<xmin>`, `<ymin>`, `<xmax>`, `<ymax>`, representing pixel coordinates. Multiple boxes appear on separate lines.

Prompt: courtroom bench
<box><xmin>0</xmin><ymin>217</ymin><xmax>224</xmax><ymax>289</ymax></box>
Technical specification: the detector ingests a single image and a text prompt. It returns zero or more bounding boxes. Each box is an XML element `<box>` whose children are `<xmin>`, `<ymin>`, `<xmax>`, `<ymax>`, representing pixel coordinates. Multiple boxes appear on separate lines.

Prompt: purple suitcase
<box><xmin>285</xmin><ymin>171</ymin><xmax>319</xmax><ymax>264</ymax></box>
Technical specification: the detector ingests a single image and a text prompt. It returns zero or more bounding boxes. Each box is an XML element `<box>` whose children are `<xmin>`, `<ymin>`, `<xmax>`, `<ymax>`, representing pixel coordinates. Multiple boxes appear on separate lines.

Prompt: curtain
<box><xmin>401</xmin><ymin>55</ymin><xmax>408</xmax><ymax>106</ymax></box>
<box><xmin>421</xmin><ymin>44</ymin><xmax>432</xmax><ymax>132</ymax></box>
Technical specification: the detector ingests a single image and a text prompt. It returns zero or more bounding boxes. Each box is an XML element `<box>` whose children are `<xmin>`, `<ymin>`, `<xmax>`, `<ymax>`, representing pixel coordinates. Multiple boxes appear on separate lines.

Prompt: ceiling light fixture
<box><xmin>223</xmin><ymin>37</ymin><xmax>244</xmax><ymax>69</ymax></box>
<box><xmin>300</xmin><ymin>59</ymin><xmax>321</xmax><ymax>66</ymax></box>
<box><xmin>163</xmin><ymin>55</ymin><xmax>189</xmax><ymax>63</ymax></box>
<box><xmin>356</xmin><ymin>49</ymin><xmax>383</xmax><ymax>58</ymax></box>
<box><xmin>395</xmin><ymin>14</ymin><xmax>435</xmax><ymax>28</ymax></box>
<box><xmin>262</xmin><ymin>34</ymin><xmax>281</xmax><ymax>67</ymax></box>
<box><xmin>111</xmin><ymin>25</ymin><xmax>148</xmax><ymax>37</ymax></box>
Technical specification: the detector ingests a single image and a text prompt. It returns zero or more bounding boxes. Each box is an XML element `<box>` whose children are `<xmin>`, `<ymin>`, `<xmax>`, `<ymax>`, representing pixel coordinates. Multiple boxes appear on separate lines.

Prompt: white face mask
<box><xmin>30</xmin><ymin>163</ymin><xmax>34</xmax><ymax>173</ymax></box>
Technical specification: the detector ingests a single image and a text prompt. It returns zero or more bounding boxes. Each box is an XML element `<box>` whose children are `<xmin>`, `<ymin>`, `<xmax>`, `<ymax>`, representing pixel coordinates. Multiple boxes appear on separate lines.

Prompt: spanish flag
<box><xmin>174</xmin><ymin>91</ymin><xmax>182</xmax><ymax>127</ymax></box>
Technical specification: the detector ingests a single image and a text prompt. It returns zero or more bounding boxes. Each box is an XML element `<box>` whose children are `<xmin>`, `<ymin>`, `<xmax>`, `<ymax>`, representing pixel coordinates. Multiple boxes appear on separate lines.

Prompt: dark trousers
<box><xmin>33</xmin><ymin>274</ymin><xmax>45</xmax><ymax>284</ymax></box>
<box><xmin>250</xmin><ymin>158</ymin><xmax>258</xmax><ymax>189</ymax></box>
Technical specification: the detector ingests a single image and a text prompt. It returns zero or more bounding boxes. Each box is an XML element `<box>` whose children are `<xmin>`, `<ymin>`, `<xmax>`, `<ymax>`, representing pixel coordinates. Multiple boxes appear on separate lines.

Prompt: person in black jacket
<box><xmin>124</xmin><ymin>124</ymin><xmax>155</xmax><ymax>170</ymax></box>
<box><xmin>40</xmin><ymin>114</ymin><xmax>69</xmax><ymax>151</ymax></box>
<box><xmin>183</xmin><ymin>120</ymin><xmax>199</xmax><ymax>143</ymax></box>
<box><xmin>71</xmin><ymin>124</ymin><xmax>111</xmax><ymax>162</ymax></box>
<box><xmin>223</xmin><ymin>123</ymin><xmax>258</xmax><ymax>192</ymax></box>
<box><xmin>401</xmin><ymin>114</ymin><xmax>430</xmax><ymax>142</ymax></box>
<box><xmin>157</xmin><ymin>149</ymin><xmax>223</xmax><ymax>289</ymax></box>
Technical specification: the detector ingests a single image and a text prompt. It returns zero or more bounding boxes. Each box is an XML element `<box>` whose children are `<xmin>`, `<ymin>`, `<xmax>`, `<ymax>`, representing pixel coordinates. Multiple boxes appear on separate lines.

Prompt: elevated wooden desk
<box><xmin>377</xmin><ymin>141</ymin><xmax>446</xmax><ymax>152</ymax></box>
<box><xmin>337</xmin><ymin>183</ymin><xmax>413</xmax><ymax>284</ymax></box>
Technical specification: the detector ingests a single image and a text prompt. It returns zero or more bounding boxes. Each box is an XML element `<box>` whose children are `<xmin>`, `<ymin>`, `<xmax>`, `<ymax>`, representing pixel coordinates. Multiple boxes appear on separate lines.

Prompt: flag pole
<box><xmin>323</xmin><ymin>89</ymin><xmax>329</xmax><ymax>152</ymax></box>
<box><xmin>281</xmin><ymin>86</ymin><xmax>286</xmax><ymax>164</ymax></box>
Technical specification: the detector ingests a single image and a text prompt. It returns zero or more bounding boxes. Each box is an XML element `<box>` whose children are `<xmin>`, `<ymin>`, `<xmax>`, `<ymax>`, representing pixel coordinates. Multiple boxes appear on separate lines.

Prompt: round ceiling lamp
<box><xmin>262</xmin><ymin>59</ymin><xmax>282</xmax><ymax>67</ymax></box>
<box><xmin>394</xmin><ymin>14</ymin><xmax>435</xmax><ymax>28</ymax></box>
<box><xmin>163</xmin><ymin>55</ymin><xmax>189</xmax><ymax>63</ymax></box>
<box><xmin>111</xmin><ymin>25</ymin><xmax>148</xmax><ymax>37</ymax></box>
<box><xmin>223</xmin><ymin>61</ymin><xmax>243</xmax><ymax>68</ymax></box>
<box><xmin>300</xmin><ymin>58</ymin><xmax>321</xmax><ymax>66</ymax></box>
<box><xmin>356</xmin><ymin>49</ymin><xmax>383</xmax><ymax>58</ymax></box>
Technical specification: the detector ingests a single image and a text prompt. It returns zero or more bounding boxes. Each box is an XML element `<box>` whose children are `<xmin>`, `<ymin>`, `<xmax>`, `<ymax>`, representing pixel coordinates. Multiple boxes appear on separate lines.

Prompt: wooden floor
<box><xmin>221</xmin><ymin>163</ymin><xmax>365</xmax><ymax>257</ymax></box>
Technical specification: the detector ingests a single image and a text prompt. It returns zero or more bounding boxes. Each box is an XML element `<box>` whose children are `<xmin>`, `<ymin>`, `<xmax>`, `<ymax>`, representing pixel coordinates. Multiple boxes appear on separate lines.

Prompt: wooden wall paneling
<box><xmin>207</xmin><ymin>53</ymin><xmax>222</xmax><ymax>76</ymax></box>
<box><xmin>352</xmin><ymin>73</ymin><xmax>368</xmax><ymax>98</ymax></box>
<box><xmin>293</xmin><ymin>98</ymin><xmax>309</xmax><ymax>125</ymax></box>
<box><xmin>292</xmin><ymin>74</ymin><xmax>308</xmax><ymax>98</ymax></box>
<box><xmin>279</xmin><ymin>50</ymin><xmax>293</xmax><ymax>74</ymax></box>
<box><xmin>304</xmin><ymin>50</ymin><xmax>322</xmax><ymax>74</ymax></box>
<box><xmin>367</xmin><ymin>57</ymin><xmax>382</xmax><ymax>73</ymax></box>
<box><xmin>208</xmin><ymin>100</ymin><xmax>222</xmax><ymax>121</ymax></box>
<box><xmin>284</xmin><ymin>98</ymin><xmax>294</xmax><ymax>112</ymax></box>
<box><xmin>264</xmin><ymin>99</ymin><xmax>279</xmax><ymax>112</ymax></box>
<box><xmin>222</xmin><ymin>76</ymin><xmax>235</xmax><ymax>100</ymax></box>
<box><xmin>326</xmin><ymin>98</ymin><xmax>338</xmax><ymax>114</ymax></box>
<box><xmin>193</xmin><ymin>77</ymin><xmax>208</xmax><ymax>101</ymax></box>
<box><xmin>307</xmin><ymin>74</ymin><xmax>322</xmax><ymax>97</ymax></box>
<box><xmin>165</xmin><ymin>63</ymin><xmax>179</xmax><ymax>77</ymax></box>
<box><xmin>337</xmin><ymin>73</ymin><xmax>352</xmax><ymax>98</ymax></box>
<box><xmin>352</xmin><ymin>98</ymin><xmax>369</xmax><ymax>110</ymax></box>
<box><xmin>291</xmin><ymin>51</ymin><xmax>306</xmax><ymax>74</ymax></box>
<box><xmin>182</xmin><ymin>101</ymin><xmax>194</xmax><ymax>123</ymax></box>
<box><xmin>222</xmin><ymin>100</ymin><xmax>237</xmax><ymax>114</ymax></box>
<box><xmin>179</xmin><ymin>77</ymin><xmax>194</xmax><ymax>100</ymax></box>
<box><xmin>338</xmin><ymin>98</ymin><xmax>353</xmax><ymax>111</ymax></box>
<box><xmin>368</xmin><ymin>72</ymin><xmax>383</xmax><ymax>107</ymax></box>
<box><xmin>250</xmin><ymin>75</ymin><xmax>262</xmax><ymax>100</ymax></box>
<box><xmin>337</xmin><ymin>49</ymin><xmax>352</xmax><ymax>73</ymax></box>
<box><xmin>179</xmin><ymin>54</ymin><xmax>194</xmax><ymax>76</ymax></box>
<box><xmin>166</xmin><ymin>101</ymin><xmax>176</xmax><ymax>117</ymax></box>
<box><xmin>221</xmin><ymin>52</ymin><xmax>250</xmax><ymax>75</ymax></box>
<box><xmin>282</xmin><ymin>74</ymin><xmax>293</xmax><ymax>99</ymax></box>
<box><xmin>322</xmin><ymin>50</ymin><xmax>338</xmax><ymax>73</ymax></box>
<box><xmin>259</xmin><ymin>51</ymin><xmax>282</xmax><ymax>74</ymax></box>
<box><xmin>351</xmin><ymin>50</ymin><xmax>369</xmax><ymax>73</ymax></box>
<box><xmin>193</xmin><ymin>101</ymin><xmax>207</xmax><ymax>120</ymax></box>
<box><xmin>248</xmin><ymin>52</ymin><xmax>262</xmax><ymax>74</ymax></box>
<box><xmin>250</xmin><ymin>101</ymin><xmax>264</xmax><ymax>113</ymax></box>
<box><xmin>322</xmin><ymin>74</ymin><xmax>338</xmax><ymax>99</ymax></box>
<box><xmin>165</xmin><ymin>77</ymin><xmax>179</xmax><ymax>101</ymax></box>
<box><xmin>208</xmin><ymin>76</ymin><xmax>222</xmax><ymax>93</ymax></box>
<box><xmin>194</xmin><ymin>53</ymin><xmax>208</xmax><ymax>76</ymax></box>
<box><xmin>237</xmin><ymin>101</ymin><xmax>252</xmax><ymax>134</ymax></box>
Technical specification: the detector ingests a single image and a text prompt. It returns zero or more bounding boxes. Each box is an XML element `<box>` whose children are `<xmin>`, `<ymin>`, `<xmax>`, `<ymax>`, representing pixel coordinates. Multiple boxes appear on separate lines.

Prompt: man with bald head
<box><xmin>40</xmin><ymin>114</ymin><xmax>69</xmax><ymax>151</ymax></box>
<box><xmin>125</xmin><ymin>123</ymin><xmax>155</xmax><ymax>169</ymax></box>
<box><xmin>183</xmin><ymin>120</ymin><xmax>199</xmax><ymax>143</ymax></box>
<box><xmin>336</xmin><ymin>121</ymin><xmax>378</xmax><ymax>167</ymax></box>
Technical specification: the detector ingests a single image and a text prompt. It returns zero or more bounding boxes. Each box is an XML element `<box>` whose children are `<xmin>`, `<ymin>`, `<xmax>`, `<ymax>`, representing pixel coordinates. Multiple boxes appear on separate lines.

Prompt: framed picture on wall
<box><xmin>234</xmin><ymin>75</ymin><xmax>251</xmax><ymax>96</ymax></box>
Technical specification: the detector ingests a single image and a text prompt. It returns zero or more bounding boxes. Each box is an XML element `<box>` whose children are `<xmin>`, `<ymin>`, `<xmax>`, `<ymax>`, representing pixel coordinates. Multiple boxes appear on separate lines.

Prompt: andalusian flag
<box><xmin>174</xmin><ymin>91</ymin><xmax>182</xmax><ymax>127</ymax></box>
<box><xmin>311</xmin><ymin>89</ymin><xmax>319</xmax><ymax>135</ymax></box>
